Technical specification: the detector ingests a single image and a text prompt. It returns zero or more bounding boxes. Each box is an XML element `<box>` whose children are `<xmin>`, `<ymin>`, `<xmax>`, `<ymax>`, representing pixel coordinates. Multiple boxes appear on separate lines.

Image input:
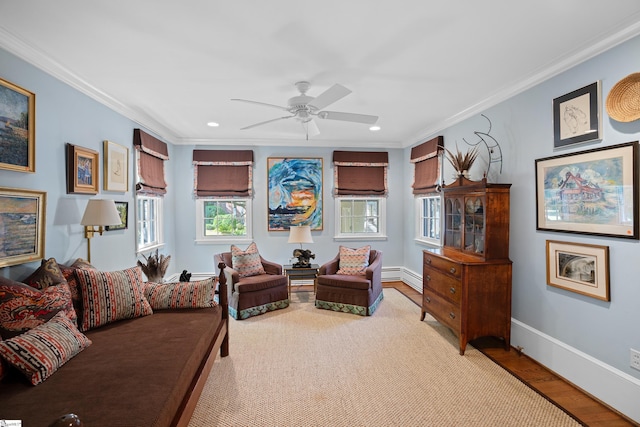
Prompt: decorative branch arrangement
<box><xmin>137</xmin><ymin>249</ymin><xmax>171</xmax><ymax>282</ymax></box>
<box><xmin>445</xmin><ymin>144</ymin><xmax>478</xmax><ymax>176</ymax></box>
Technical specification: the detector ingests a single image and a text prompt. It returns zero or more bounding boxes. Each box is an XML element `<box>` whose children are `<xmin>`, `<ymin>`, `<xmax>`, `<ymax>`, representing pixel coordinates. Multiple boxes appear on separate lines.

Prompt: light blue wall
<box><xmin>0</xmin><ymin>48</ymin><xmax>176</xmax><ymax>278</ymax></box>
<box><xmin>404</xmin><ymin>33</ymin><xmax>640</xmax><ymax>380</ymax></box>
<box><xmin>171</xmin><ymin>145</ymin><xmax>405</xmax><ymax>273</ymax></box>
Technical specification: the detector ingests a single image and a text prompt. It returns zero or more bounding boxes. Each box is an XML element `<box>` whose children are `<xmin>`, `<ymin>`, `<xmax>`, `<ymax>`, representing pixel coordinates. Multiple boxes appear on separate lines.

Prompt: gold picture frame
<box><xmin>66</xmin><ymin>143</ymin><xmax>99</xmax><ymax>194</ymax></box>
<box><xmin>0</xmin><ymin>77</ymin><xmax>35</xmax><ymax>172</ymax></box>
<box><xmin>103</xmin><ymin>140</ymin><xmax>129</xmax><ymax>192</ymax></box>
<box><xmin>546</xmin><ymin>240</ymin><xmax>610</xmax><ymax>301</ymax></box>
<box><xmin>0</xmin><ymin>187</ymin><xmax>46</xmax><ymax>268</ymax></box>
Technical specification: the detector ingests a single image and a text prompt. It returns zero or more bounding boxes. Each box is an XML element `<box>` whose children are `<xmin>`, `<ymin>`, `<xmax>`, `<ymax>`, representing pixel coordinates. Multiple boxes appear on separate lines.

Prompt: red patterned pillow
<box><xmin>0</xmin><ymin>276</ymin><xmax>77</xmax><ymax>338</ymax></box>
<box><xmin>75</xmin><ymin>266</ymin><xmax>153</xmax><ymax>331</ymax></box>
<box><xmin>231</xmin><ymin>242</ymin><xmax>266</xmax><ymax>277</ymax></box>
<box><xmin>142</xmin><ymin>278</ymin><xmax>218</xmax><ymax>309</ymax></box>
<box><xmin>23</xmin><ymin>258</ymin><xmax>67</xmax><ymax>290</ymax></box>
<box><xmin>0</xmin><ymin>312</ymin><xmax>91</xmax><ymax>385</ymax></box>
<box><xmin>337</xmin><ymin>245</ymin><xmax>371</xmax><ymax>276</ymax></box>
<box><xmin>59</xmin><ymin>259</ymin><xmax>97</xmax><ymax>320</ymax></box>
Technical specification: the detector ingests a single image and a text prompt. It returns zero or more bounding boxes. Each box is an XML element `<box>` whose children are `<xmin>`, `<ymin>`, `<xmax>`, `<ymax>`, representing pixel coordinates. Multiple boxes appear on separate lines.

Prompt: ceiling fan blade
<box><xmin>317</xmin><ymin>111</ymin><xmax>378</xmax><ymax>124</ymax></box>
<box><xmin>241</xmin><ymin>115</ymin><xmax>293</xmax><ymax>130</ymax></box>
<box><xmin>307</xmin><ymin>84</ymin><xmax>351</xmax><ymax>110</ymax></box>
<box><xmin>231</xmin><ymin>98</ymin><xmax>289</xmax><ymax>112</ymax></box>
<box><xmin>303</xmin><ymin>119</ymin><xmax>320</xmax><ymax>137</ymax></box>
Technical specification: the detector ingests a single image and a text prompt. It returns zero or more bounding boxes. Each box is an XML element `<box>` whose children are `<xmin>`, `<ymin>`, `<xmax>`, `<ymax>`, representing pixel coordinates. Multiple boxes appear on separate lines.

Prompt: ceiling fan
<box><xmin>231</xmin><ymin>81</ymin><xmax>378</xmax><ymax>139</ymax></box>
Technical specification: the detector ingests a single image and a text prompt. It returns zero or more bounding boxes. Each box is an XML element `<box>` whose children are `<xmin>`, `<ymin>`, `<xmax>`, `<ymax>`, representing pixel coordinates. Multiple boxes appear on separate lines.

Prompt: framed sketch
<box><xmin>66</xmin><ymin>143</ymin><xmax>99</xmax><ymax>194</ymax></box>
<box><xmin>267</xmin><ymin>157</ymin><xmax>323</xmax><ymax>231</ymax></box>
<box><xmin>535</xmin><ymin>141</ymin><xmax>638</xmax><ymax>239</ymax></box>
<box><xmin>0</xmin><ymin>187</ymin><xmax>46</xmax><ymax>268</ymax></box>
<box><xmin>546</xmin><ymin>240</ymin><xmax>610</xmax><ymax>301</ymax></box>
<box><xmin>553</xmin><ymin>81</ymin><xmax>602</xmax><ymax>149</ymax></box>
<box><xmin>106</xmin><ymin>201</ymin><xmax>128</xmax><ymax>231</ymax></box>
<box><xmin>0</xmin><ymin>77</ymin><xmax>35</xmax><ymax>172</ymax></box>
<box><xmin>103</xmin><ymin>140</ymin><xmax>128</xmax><ymax>192</ymax></box>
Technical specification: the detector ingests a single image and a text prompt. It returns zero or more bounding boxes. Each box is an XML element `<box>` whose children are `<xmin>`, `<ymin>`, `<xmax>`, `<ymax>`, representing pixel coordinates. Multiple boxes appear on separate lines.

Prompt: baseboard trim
<box><xmin>511</xmin><ymin>319</ymin><xmax>640</xmax><ymax>423</ymax></box>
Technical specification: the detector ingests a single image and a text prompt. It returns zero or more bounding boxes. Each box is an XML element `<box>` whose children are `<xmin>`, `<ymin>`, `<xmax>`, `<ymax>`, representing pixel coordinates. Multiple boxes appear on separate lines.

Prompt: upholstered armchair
<box><xmin>315</xmin><ymin>247</ymin><xmax>383</xmax><ymax>316</ymax></box>
<box><xmin>215</xmin><ymin>243</ymin><xmax>288</xmax><ymax>320</ymax></box>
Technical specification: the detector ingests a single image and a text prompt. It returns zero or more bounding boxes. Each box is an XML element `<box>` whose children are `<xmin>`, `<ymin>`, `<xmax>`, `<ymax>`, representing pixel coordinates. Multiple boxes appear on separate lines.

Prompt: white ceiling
<box><xmin>1</xmin><ymin>1</ymin><xmax>640</xmax><ymax>148</ymax></box>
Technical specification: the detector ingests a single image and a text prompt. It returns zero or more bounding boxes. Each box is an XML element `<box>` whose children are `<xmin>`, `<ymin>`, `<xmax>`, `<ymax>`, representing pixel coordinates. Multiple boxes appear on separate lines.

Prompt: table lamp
<box><xmin>287</xmin><ymin>225</ymin><xmax>314</xmax><ymax>268</ymax></box>
<box><xmin>80</xmin><ymin>199</ymin><xmax>122</xmax><ymax>263</ymax></box>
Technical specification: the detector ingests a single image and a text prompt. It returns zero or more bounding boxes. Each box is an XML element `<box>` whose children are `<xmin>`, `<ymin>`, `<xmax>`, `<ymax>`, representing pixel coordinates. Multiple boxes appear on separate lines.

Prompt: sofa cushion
<box><xmin>142</xmin><ymin>277</ymin><xmax>218</xmax><ymax>309</ymax></box>
<box><xmin>23</xmin><ymin>258</ymin><xmax>67</xmax><ymax>290</ymax></box>
<box><xmin>231</xmin><ymin>242</ymin><xmax>266</xmax><ymax>277</ymax></box>
<box><xmin>337</xmin><ymin>245</ymin><xmax>371</xmax><ymax>275</ymax></box>
<box><xmin>75</xmin><ymin>267</ymin><xmax>153</xmax><ymax>331</ymax></box>
<box><xmin>0</xmin><ymin>277</ymin><xmax>77</xmax><ymax>338</ymax></box>
<box><xmin>317</xmin><ymin>274</ymin><xmax>372</xmax><ymax>290</ymax></box>
<box><xmin>234</xmin><ymin>273</ymin><xmax>288</xmax><ymax>293</ymax></box>
<box><xmin>58</xmin><ymin>258</ymin><xmax>96</xmax><ymax>320</ymax></box>
<box><xmin>0</xmin><ymin>312</ymin><xmax>91</xmax><ymax>385</ymax></box>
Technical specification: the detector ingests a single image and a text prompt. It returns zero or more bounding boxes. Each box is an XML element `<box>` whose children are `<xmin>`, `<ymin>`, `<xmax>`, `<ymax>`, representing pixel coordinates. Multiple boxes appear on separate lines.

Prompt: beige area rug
<box><xmin>189</xmin><ymin>289</ymin><xmax>579</xmax><ymax>427</ymax></box>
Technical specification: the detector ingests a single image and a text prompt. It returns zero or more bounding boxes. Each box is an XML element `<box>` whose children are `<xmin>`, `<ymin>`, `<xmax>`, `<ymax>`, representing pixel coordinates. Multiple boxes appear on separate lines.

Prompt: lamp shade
<box><xmin>287</xmin><ymin>225</ymin><xmax>313</xmax><ymax>244</ymax></box>
<box><xmin>80</xmin><ymin>199</ymin><xmax>122</xmax><ymax>226</ymax></box>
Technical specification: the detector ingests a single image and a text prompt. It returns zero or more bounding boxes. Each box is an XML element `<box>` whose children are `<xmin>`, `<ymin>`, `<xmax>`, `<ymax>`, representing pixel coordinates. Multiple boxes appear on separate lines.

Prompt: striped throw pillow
<box><xmin>231</xmin><ymin>242</ymin><xmax>266</xmax><ymax>277</ymax></box>
<box><xmin>337</xmin><ymin>245</ymin><xmax>371</xmax><ymax>276</ymax></box>
<box><xmin>75</xmin><ymin>267</ymin><xmax>153</xmax><ymax>331</ymax></box>
<box><xmin>0</xmin><ymin>312</ymin><xmax>91</xmax><ymax>385</ymax></box>
<box><xmin>142</xmin><ymin>278</ymin><xmax>218</xmax><ymax>309</ymax></box>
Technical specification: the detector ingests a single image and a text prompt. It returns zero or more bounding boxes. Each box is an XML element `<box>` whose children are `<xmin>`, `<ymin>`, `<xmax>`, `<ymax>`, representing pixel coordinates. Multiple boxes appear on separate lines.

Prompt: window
<box><xmin>416</xmin><ymin>194</ymin><xmax>441</xmax><ymax>245</ymax></box>
<box><xmin>335</xmin><ymin>197</ymin><xmax>386</xmax><ymax>240</ymax></box>
<box><xmin>195</xmin><ymin>198</ymin><xmax>252</xmax><ymax>243</ymax></box>
<box><xmin>136</xmin><ymin>195</ymin><xmax>164</xmax><ymax>252</ymax></box>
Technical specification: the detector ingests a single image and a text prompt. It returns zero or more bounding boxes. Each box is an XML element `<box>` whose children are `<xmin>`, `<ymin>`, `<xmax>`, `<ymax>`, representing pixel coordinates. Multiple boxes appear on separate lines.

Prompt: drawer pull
<box><xmin>426</xmin><ymin>257</ymin><xmax>432</xmax><ymax>264</ymax></box>
<box><xmin>449</xmin><ymin>312</ymin><xmax>456</xmax><ymax>319</ymax></box>
<box><xmin>426</xmin><ymin>275</ymin><xmax>431</xmax><ymax>281</ymax></box>
<box><xmin>449</xmin><ymin>287</ymin><xmax>456</xmax><ymax>294</ymax></box>
<box><xmin>425</xmin><ymin>296</ymin><xmax>431</xmax><ymax>303</ymax></box>
<box><xmin>449</xmin><ymin>267</ymin><xmax>457</xmax><ymax>274</ymax></box>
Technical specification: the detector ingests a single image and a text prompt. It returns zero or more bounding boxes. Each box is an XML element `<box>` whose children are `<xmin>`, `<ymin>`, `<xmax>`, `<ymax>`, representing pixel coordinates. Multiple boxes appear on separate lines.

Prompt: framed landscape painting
<box><xmin>0</xmin><ymin>77</ymin><xmax>35</xmax><ymax>172</ymax></box>
<box><xmin>0</xmin><ymin>187</ymin><xmax>46</xmax><ymax>268</ymax></box>
<box><xmin>535</xmin><ymin>141</ymin><xmax>638</xmax><ymax>239</ymax></box>
<box><xmin>106</xmin><ymin>201</ymin><xmax>128</xmax><ymax>231</ymax></box>
<box><xmin>66</xmin><ymin>143</ymin><xmax>99</xmax><ymax>194</ymax></box>
<box><xmin>267</xmin><ymin>157</ymin><xmax>323</xmax><ymax>231</ymax></box>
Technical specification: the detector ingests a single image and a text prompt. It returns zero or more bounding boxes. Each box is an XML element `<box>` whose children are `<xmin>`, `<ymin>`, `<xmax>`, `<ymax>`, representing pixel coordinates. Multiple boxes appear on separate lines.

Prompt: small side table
<box><xmin>284</xmin><ymin>264</ymin><xmax>319</xmax><ymax>298</ymax></box>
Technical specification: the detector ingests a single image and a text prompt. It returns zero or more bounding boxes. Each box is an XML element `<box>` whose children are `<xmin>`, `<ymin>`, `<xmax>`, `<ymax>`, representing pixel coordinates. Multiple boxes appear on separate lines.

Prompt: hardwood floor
<box><xmin>384</xmin><ymin>281</ymin><xmax>638</xmax><ymax>427</ymax></box>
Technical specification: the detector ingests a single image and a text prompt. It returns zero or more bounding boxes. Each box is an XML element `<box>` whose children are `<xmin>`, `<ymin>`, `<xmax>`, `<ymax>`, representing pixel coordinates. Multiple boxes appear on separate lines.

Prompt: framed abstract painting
<box><xmin>267</xmin><ymin>157</ymin><xmax>323</xmax><ymax>231</ymax></box>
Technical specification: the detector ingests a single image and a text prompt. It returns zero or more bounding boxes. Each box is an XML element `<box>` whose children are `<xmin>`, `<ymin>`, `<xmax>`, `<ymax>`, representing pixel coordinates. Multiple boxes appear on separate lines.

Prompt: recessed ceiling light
<box><xmin>369</xmin><ymin>126</ymin><xmax>381</xmax><ymax>131</ymax></box>
<box><xmin>207</xmin><ymin>122</ymin><xmax>219</xmax><ymax>127</ymax></box>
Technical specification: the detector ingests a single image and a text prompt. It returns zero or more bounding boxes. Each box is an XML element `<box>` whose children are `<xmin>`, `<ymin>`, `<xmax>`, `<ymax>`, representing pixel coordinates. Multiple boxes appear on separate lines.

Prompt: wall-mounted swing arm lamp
<box><xmin>287</xmin><ymin>225</ymin><xmax>315</xmax><ymax>268</ymax></box>
<box><xmin>80</xmin><ymin>199</ymin><xmax>122</xmax><ymax>263</ymax></box>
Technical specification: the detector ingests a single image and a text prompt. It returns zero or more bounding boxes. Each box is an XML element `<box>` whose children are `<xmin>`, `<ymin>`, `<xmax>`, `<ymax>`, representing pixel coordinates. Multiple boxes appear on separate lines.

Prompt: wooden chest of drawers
<box><xmin>421</xmin><ymin>249</ymin><xmax>512</xmax><ymax>355</ymax></box>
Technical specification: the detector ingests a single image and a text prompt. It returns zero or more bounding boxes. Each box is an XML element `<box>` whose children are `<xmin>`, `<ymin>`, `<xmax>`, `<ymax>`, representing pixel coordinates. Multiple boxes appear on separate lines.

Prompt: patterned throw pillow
<box><xmin>75</xmin><ymin>266</ymin><xmax>153</xmax><ymax>331</ymax></box>
<box><xmin>23</xmin><ymin>258</ymin><xmax>67</xmax><ymax>290</ymax></box>
<box><xmin>58</xmin><ymin>259</ymin><xmax>97</xmax><ymax>319</ymax></box>
<box><xmin>0</xmin><ymin>277</ymin><xmax>77</xmax><ymax>338</ymax></box>
<box><xmin>142</xmin><ymin>278</ymin><xmax>218</xmax><ymax>309</ymax></box>
<box><xmin>231</xmin><ymin>242</ymin><xmax>266</xmax><ymax>278</ymax></box>
<box><xmin>336</xmin><ymin>245</ymin><xmax>371</xmax><ymax>276</ymax></box>
<box><xmin>0</xmin><ymin>312</ymin><xmax>91</xmax><ymax>385</ymax></box>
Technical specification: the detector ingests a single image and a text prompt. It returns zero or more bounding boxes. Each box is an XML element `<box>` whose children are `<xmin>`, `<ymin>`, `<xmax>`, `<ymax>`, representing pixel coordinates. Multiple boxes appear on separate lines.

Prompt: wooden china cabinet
<box><xmin>421</xmin><ymin>176</ymin><xmax>512</xmax><ymax>355</ymax></box>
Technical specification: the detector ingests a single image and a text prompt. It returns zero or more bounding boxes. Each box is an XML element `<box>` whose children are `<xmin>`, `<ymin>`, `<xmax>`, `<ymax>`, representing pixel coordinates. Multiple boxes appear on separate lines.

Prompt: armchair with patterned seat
<box><xmin>214</xmin><ymin>242</ymin><xmax>289</xmax><ymax>320</ymax></box>
<box><xmin>315</xmin><ymin>246</ymin><xmax>383</xmax><ymax>316</ymax></box>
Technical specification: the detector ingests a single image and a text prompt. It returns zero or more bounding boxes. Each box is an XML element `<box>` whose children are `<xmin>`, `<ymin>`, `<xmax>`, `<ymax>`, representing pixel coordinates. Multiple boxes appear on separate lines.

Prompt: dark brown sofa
<box><xmin>0</xmin><ymin>264</ymin><xmax>229</xmax><ymax>427</ymax></box>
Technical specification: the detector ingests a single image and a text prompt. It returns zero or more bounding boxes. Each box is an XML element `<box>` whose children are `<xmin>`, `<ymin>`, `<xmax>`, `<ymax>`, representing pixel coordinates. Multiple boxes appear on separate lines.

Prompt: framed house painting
<box><xmin>553</xmin><ymin>81</ymin><xmax>602</xmax><ymax>149</ymax></box>
<box><xmin>0</xmin><ymin>77</ymin><xmax>35</xmax><ymax>172</ymax></box>
<box><xmin>66</xmin><ymin>143</ymin><xmax>99</xmax><ymax>194</ymax></box>
<box><xmin>546</xmin><ymin>240</ymin><xmax>610</xmax><ymax>301</ymax></box>
<box><xmin>535</xmin><ymin>141</ymin><xmax>638</xmax><ymax>239</ymax></box>
<box><xmin>103</xmin><ymin>140</ymin><xmax>129</xmax><ymax>192</ymax></box>
<box><xmin>267</xmin><ymin>157</ymin><xmax>323</xmax><ymax>231</ymax></box>
<box><xmin>0</xmin><ymin>187</ymin><xmax>46</xmax><ymax>268</ymax></box>
<box><xmin>106</xmin><ymin>201</ymin><xmax>128</xmax><ymax>231</ymax></box>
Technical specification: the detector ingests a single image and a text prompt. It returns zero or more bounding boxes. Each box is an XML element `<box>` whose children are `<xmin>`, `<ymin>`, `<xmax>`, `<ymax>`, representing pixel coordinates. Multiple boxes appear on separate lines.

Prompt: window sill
<box><xmin>414</xmin><ymin>237</ymin><xmax>441</xmax><ymax>247</ymax></box>
<box><xmin>195</xmin><ymin>238</ymin><xmax>253</xmax><ymax>245</ymax></box>
<box><xmin>334</xmin><ymin>235</ymin><xmax>388</xmax><ymax>242</ymax></box>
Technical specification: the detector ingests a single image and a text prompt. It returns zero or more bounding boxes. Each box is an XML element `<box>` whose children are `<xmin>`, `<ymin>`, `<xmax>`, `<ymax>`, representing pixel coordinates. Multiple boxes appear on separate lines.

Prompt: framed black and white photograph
<box><xmin>553</xmin><ymin>81</ymin><xmax>602</xmax><ymax>149</ymax></box>
<box><xmin>546</xmin><ymin>240</ymin><xmax>609</xmax><ymax>301</ymax></box>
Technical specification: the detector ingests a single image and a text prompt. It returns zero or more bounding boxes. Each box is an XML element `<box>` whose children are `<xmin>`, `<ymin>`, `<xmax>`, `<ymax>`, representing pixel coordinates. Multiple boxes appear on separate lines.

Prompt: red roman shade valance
<box><xmin>333</xmin><ymin>151</ymin><xmax>388</xmax><ymax>196</ymax></box>
<box><xmin>192</xmin><ymin>150</ymin><xmax>254</xmax><ymax>197</ymax></box>
<box><xmin>134</xmin><ymin>129</ymin><xmax>169</xmax><ymax>196</ymax></box>
<box><xmin>411</xmin><ymin>136</ymin><xmax>444</xmax><ymax>195</ymax></box>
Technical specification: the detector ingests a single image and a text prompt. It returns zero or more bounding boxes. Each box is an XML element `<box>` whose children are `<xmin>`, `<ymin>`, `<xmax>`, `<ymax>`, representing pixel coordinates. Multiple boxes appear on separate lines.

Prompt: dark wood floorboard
<box><xmin>382</xmin><ymin>281</ymin><xmax>638</xmax><ymax>427</ymax></box>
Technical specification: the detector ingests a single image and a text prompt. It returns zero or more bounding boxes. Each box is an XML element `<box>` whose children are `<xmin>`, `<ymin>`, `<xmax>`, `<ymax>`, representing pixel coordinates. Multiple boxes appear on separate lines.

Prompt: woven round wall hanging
<box><xmin>606</xmin><ymin>72</ymin><xmax>640</xmax><ymax>122</ymax></box>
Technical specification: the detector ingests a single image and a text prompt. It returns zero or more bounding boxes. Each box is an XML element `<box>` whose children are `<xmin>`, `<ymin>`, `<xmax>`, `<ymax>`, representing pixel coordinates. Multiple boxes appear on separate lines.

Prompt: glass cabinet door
<box><xmin>464</xmin><ymin>197</ymin><xmax>485</xmax><ymax>254</ymax></box>
<box><xmin>445</xmin><ymin>198</ymin><xmax>462</xmax><ymax>249</ymax></box>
